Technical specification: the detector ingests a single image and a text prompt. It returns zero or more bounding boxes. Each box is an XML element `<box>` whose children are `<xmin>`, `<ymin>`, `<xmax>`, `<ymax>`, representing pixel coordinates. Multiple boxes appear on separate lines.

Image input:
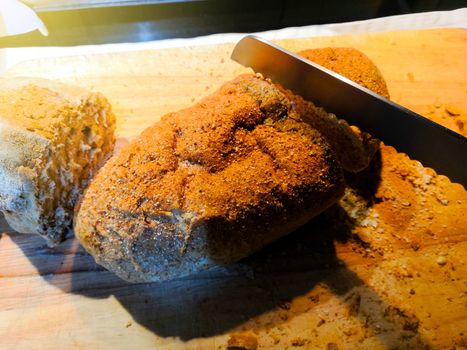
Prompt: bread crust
<box><xmin>75</xmin><ymin>74</ymin><xmax>346</xmax><ymax>282</ymax></box>
<box><xmin>299</xmin><ymin>47</ymin><xmax>390</xmax><ymax>99</ymax></box>
<box><xmin>76</xmin><ymin>47</ymin><xmax>390</xmax><ymax>282</ymax></box>
<box><xmin>297</xmin><ymin>48</ymin><xmax>388</xmax><ymax>172</ymax></box>
<box><xmin>0</xmin><ymin>77</ymin><xmax>116</xmax><ymax>245</ymax></box>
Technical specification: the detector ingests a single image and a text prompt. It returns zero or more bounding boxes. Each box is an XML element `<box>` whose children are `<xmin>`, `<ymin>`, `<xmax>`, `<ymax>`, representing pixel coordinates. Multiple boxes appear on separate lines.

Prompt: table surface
<box><xmin>0</xmin><ymin>28</ymin><xmax>466</xmax><ymax>350</ymax></box>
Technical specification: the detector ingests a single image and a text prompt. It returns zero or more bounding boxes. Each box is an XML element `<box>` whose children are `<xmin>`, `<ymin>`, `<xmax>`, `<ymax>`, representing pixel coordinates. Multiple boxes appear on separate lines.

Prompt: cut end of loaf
<box><xmin>0</xmin><ymin>78</ymin><xmax>116</xmax><ymax>245</ymax></box>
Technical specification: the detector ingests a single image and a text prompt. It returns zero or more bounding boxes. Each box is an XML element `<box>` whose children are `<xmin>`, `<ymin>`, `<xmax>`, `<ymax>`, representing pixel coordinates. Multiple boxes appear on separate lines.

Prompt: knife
<box><xmin>231</xmin><ymin>35</ymin><xmax>467</xmax><ymax>187</ymax></box>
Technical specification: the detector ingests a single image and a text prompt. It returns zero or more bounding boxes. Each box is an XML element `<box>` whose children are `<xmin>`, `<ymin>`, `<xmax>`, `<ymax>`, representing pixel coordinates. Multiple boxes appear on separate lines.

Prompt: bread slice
<box><xmin>0</xmin><ymin>77</ymin><xmax>116</xmax><ymax>246</ymax></box>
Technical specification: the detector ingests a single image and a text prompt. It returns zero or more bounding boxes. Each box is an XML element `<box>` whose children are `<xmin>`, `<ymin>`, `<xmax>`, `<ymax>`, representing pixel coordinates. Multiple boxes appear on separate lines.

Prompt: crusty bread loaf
<box><xmin>75</xmin><ymin>54</ymin><xmax>385</xmax><ymax>282</ymax></box>
<box><xmin>0</xmin><ymin>77</ymin><xmax>116</xmax><ymax>246</ymax></box>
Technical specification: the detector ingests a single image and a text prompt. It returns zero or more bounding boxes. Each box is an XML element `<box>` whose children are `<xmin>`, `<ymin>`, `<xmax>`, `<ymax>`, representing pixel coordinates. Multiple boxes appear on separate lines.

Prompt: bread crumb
<box><xmin>125</xmin><ymin>321</ymin><xmax>132</xmax><ymax>328</ymax></box>
<box><xmin>436</xmin><ymin>256</ymin><xmax>447</xmax><ymax>266</ymax></box>
<box><xmin>278</xmin><ymin>300</ymin><xmax>291</xmax><ymax>310</ymax></box>
<box><xmin>227</xmin><ymin>333</ymin><xmax>258</xmax><ymax>350</ymax></box>
<box><xmin>445</xmin><ymin>104</ymin><xmax>461</xmax><ymax>116</ymax></box>
<box><xmin>269</xmin><ymin>332</ymin><xmax>280</xmax><ymax>345</ymax></box>
<box><xmin>291</xmin><ymin>337</ymin><xmax>309</xmax><ymax>347</ymax></box>
<box><xmin>424</xmin><ymin>103</ymin><xmax>467</xmax><ymax>136</ymax></box>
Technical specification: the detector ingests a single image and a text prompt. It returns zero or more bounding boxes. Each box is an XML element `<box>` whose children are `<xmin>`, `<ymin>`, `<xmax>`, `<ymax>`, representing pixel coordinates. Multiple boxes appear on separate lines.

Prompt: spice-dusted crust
<box><xmin>297</xmin><ymin>48</ymin><xmax>389</xmax><ymax>172</ymax></box>
<box><xmin>75</xmin><ymin>46</ymin><xmax>392</xmax><ymax>283</ymax></box>
<box><xmin>299</xmin><ymin>47</ymin><xmax>390</xmax><ymax>99</ymax></box>
<box><xmin>75</xmin><ymin>73</ymin><xmax>356</xmax><ymax>282</ymax></box>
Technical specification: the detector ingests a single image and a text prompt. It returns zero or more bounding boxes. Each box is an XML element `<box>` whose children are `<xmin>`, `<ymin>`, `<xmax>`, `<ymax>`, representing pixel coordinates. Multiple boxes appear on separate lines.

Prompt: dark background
<box><xmin>1</xmin><ymin>0</ymin><xmax>466</xmax><ymax>47</ymax></box>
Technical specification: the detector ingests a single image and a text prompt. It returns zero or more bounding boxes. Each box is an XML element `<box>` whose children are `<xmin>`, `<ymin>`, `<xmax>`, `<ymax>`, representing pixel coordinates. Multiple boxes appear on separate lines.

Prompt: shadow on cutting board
<box><xmin>5</xmin><ymin>150</ymin><xmax>433</xmax><ymax>348</ymax></box>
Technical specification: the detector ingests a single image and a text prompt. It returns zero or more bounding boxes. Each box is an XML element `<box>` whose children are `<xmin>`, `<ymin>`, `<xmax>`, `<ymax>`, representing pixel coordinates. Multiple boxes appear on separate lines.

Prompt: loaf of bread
<box><xmin>0</xmin><ymin>78</ymin><xmax>116</xmax><ymax>246</ymax></box>
<box><xmin>75</xmin><ymin>46</ymin><xmax>387</xmax><ymax>283</ymax></box>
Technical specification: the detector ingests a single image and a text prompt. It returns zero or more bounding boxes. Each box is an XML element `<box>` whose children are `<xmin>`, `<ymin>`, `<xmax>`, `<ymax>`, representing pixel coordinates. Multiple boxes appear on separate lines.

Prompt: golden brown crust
<box><xmin>299</xmin><ymin>47</ymin><xmax>390</xmax><ymax>99</ymax></box>
<box><xmin>76</xmin><ymin>47</ymin><xmax>391</xmax><ymax>282</ymax></box>
<box><xmin>277</xmin><ymin>85</ymin><xmax>380</xmax><ymax>173</ymax></box>
<box><xmin>75</xmin><ymin>74</ymin><xmax>346</xmax><ymax>282</ymax></box>
<box><xmin>297</xmin><ymin>48</ymin><xmax>388</xmax><ymax>172</ymax></box>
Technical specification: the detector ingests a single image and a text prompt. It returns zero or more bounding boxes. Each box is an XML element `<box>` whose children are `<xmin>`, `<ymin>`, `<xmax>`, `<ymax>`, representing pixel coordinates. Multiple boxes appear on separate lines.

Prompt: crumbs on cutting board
<box><xmin>227</xmin><ymin>332</ymin><xmax>258</xmax><ymax>350</ymax></box>
<box><xmin>218</xmin><ymin>137</ymin><xmax>466</xmax><ymax>349</ymax></box>
<box><xmin>424</xmin><ymin>102</ymin><xmax>466</xmax><ymax>136</ymax></box>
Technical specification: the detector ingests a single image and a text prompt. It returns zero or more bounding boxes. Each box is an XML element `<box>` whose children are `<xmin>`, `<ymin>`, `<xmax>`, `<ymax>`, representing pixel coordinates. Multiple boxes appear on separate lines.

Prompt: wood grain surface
<box><xmin>1</xmin><ymin>28</ymin><xmax>466</xmax><ymax>350</ymax></box>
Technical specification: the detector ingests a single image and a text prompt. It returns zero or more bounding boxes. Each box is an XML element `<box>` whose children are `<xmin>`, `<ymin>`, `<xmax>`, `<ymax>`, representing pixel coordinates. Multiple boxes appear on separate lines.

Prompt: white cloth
<box><xmin>0</xmin><ymin>0</ymin><xmax>47</xmax><ymax>37</ymax></box>
<box><xmin>1</xmin><ymin>8</ymin><xmax>466</xmax><ymax>75</ymax></box>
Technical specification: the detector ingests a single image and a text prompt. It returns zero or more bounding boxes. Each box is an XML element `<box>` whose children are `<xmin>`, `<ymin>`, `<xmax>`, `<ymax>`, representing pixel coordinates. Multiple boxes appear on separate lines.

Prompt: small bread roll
<box><xmin>0</xmin><ymin>78</ymin><xmax>116</xmax><ymax>246</ymax></box>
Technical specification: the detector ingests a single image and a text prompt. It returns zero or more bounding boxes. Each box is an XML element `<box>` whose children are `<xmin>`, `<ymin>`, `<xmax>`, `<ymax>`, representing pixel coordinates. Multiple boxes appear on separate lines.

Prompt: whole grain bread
<box><xmin>0</xmin><ymin>78</ymin><xmax>116</xmax><ymax>245</ymax></box>
<box><xmin>75</xmin><ymin>47</ymin><xmax>388</xmax><ymax>282</ymax></box>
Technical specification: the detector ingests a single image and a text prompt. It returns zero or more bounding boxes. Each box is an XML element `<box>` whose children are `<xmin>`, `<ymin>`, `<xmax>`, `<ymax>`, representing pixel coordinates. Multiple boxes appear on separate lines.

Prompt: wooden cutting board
<box><xmin>1</xmin><ymin>28</ymin><xmax>466</xmax><ymax>350</ymax></box>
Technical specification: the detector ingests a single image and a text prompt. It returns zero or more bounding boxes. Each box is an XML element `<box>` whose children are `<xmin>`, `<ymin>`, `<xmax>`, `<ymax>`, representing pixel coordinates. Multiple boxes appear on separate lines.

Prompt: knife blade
<box><xmin>231</xmin><ymin>35</ymin><xmax>467</xmax><ymax>187</ymax></box>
